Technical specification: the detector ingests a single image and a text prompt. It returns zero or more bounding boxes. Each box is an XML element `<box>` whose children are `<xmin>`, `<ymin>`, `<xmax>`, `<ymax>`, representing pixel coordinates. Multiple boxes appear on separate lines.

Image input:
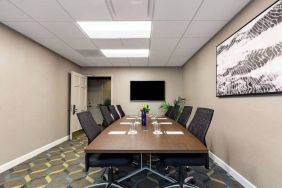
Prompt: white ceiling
<box><xmin>0</xmin><ymin>0</ymin><xmax>251</xmax><ymax>67</ymax></box>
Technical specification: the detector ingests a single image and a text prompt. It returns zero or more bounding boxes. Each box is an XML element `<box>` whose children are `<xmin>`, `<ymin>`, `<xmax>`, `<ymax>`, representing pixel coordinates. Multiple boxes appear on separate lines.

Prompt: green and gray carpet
<box><xmin>0</xmin><ymin>134</ymin><xmax>243</xmax><ymax>188</ymax></box>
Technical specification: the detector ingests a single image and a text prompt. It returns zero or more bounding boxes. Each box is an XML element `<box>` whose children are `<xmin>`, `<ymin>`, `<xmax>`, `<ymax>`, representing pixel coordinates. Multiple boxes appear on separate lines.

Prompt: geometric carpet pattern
<box><xmin>0</xmin><ymin>134</ymin><xmax>243</xmax><ymax>188</ymax></box>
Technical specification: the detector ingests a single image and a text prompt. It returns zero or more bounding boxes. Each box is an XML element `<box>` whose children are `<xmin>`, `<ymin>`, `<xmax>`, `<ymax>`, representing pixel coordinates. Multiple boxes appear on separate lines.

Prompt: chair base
<box><xmin>162</xmin><ymin>182</ymin><xmax>199</xmax><ymax>188</ymax></box>
<box><xmin>85</xmin><ymin>182</ymin><xmax>124</xmax><ymax>188</ymax></box>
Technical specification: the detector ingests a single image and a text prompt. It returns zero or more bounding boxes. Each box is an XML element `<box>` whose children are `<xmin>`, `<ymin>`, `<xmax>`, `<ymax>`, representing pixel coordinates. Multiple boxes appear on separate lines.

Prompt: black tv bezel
<box><xmin>130</xmin><ymin>81</ymin><xmax>165</xmax><ymax>101</ymax></box>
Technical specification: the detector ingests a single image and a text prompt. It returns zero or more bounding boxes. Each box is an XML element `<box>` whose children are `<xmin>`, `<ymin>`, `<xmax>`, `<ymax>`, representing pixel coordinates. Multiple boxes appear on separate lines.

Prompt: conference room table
<box><xmin>85</xmin><ymin>115</ymin><xmax>207</xmax><ymax>185</ymax></box>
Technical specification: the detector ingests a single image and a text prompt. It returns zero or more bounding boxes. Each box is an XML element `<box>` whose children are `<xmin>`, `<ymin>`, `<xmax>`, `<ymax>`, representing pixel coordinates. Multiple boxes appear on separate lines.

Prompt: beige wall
<box><xmin>82</xmin><ymin>67</ymin><xmax>183</xmax><ymax>115</ymax></box>
<box><xmin>182</xmin><ymin>0</ymin><xmax>282</xmax><ymax>187</ymax></box>
<box><xmin>0</xmin><ymin>24</ymin><xmax>80</xmax><ymax>165</ymax></box>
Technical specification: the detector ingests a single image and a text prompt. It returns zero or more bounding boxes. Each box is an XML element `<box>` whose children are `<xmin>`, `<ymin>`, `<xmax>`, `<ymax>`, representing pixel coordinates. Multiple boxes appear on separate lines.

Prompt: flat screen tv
<box><xmin>130</xmin><ymin>81</ymin><xmax>165</xmax><ymax>101</ymax></box>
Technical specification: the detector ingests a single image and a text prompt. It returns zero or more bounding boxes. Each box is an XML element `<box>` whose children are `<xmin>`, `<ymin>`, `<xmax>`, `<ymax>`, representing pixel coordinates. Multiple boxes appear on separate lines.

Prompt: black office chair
<box><xmin>76</xmin><ymin>111</ymin><xmax>101</xmax><ymax>144</ymax></box>
<box><xmin>159</xmin><ymin>108</ymin><xmax>214</xmax><ymax>187</ymax></box>
<box><xmin>169</xmin><ymin>105</ymin><xmax>180</xmax><ymax>120</ymax></box>
<box><xmin>100</xmin><ymin>105</ymin><xmax>114</xmax><ymax>127</ymax></box>
<box><xmin>116</xmin><ymin>105</ymin><xmax>125</xmax><ymax>117</ymax></box>
<box><xmin>77</xmin><ymin>111</ymin><xmax>132</xmax><ymax>188</ymax></box>
<box><xmin>165</xmin><ymin>106</ymin><xmax>173</xmax><ymax>117</ymax></box>
<box><xmin>177</xmin><ymin>106</ymin><xmax>193</xmax><ymax>128</ymax></box>
<box><xmin>109</xmin><ymin>105</ymin><xmax>120</xmax><ymax>120</ymax></box>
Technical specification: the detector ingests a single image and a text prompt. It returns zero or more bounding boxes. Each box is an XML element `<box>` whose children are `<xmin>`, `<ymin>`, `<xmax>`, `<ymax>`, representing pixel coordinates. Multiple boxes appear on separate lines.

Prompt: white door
<box><xmin>70</xmin><ymin>71</ymin><xmax>87</xmax><ymax>140</ymax></box>
<box><xmin>87</xmin><ymin>79</ymin><xmax>104</xmax><ymax>124</ymax></box>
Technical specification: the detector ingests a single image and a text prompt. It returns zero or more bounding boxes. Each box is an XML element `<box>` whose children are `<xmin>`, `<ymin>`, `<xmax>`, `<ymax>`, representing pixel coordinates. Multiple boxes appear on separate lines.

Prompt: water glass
<box><xmin>129</xmin><ymin>122</ymin><xmax>137</xmax><ymax>134</ymax></box>
<box><xmin>154</xmin><ymin>122</ymin><xmax>161</xmax><ymax>134</ymax></box>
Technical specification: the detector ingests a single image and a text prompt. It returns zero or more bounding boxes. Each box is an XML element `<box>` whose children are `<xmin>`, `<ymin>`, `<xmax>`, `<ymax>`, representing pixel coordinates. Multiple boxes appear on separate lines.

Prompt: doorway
<box><xmin>87</xmin><ymin>77</ymin><xmax>112</xmax><ymax>125</ymax></box>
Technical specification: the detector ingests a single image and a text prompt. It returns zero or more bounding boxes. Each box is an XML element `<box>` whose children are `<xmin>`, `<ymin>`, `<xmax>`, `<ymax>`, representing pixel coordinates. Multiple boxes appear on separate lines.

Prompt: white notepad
<box><xmin>151</xmin><ymin>121</ymin><xmax>158</xmax><ymax>124</ymax></box>
<box><xmin>157</xmin><ymin>117</ymin><xmax>167</xmax><ymax>120</ymax></box>
<box><xmin>153</xmin><ymin>131</ymin><xmax>163</xmax><ymax>135</ymax></box>
<box><xmin>108</xmin><ymin>131</ymin><xmax>127</xmax><ymax>135</ymax></box>
<box><xmin>120</xmin><ymin>122</ymin><xmax>132</xmax><ymax>125</ymax></box>
<box><xmin>165</xmin><ymin>131</ymin><xmax>184</xmax><ymax>135</ymax></box>
<box><xmin>160</xmin><ymin>122</ymin><xmax>172</xmax><ymax>125</ymax></box>
<box><xmin>128</xmin><ymin>131</ymin><xmax>137</xmax><ymax>135</ymax></box>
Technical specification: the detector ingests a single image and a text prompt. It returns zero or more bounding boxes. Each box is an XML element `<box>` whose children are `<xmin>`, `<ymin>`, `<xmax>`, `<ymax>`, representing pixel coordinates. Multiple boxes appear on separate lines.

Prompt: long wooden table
<box><xmin>86</xmin><ymin>116</ymin><xmax>207</xmax><ymax>154</ymax></box>
<box><xmin>85</xmin><ymin>116</ymin><xmax>207</xmax><ymax>187</ymax></box>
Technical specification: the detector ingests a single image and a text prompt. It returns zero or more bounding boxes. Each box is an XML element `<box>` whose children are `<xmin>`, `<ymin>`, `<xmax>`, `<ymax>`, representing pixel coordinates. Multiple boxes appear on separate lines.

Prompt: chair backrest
<box><xmin>77</xmin><ymin>111</ymin><xmax>101</xmax><ymax>144</ymax></box>
<box><xmin>100</xmin><ymin>105</ymin><xmax>114</xmax><ymax>126</ymax></box>
<box><xmin>109</xmin><ymin>105</ymin><xmax>120</xmax><ymax>120</ymax></box>
<box><xmin>169</xmin><ymin>105</ymin><xmax>180</xmax><ymax>120</ymax></box>
<box><xmin>116</xmin><ymin>105</ymin><xmax>125</xmax><ymax>117</ymax></box>
<box><xmin>177</xmin><ymin>106</ymin><xmax>193</xmax><ymax>128</ymax></box>
<box><xmin>165</xmin><ymin>106</ymin><xmax>173</xmax><ymax>117</ymax></box>
<box><xmin>188</xmin><ymin>108</ymin><xmax>214</xmax><ymax>146</ymax></box>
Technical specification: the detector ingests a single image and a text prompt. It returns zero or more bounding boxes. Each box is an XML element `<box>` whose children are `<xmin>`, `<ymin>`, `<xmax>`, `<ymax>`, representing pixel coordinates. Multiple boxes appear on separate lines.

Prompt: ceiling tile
<box><xmin>108</xmin><ymin>58</ymin><xmax>130</xmax><ymax>66</ymax></box>
<box><xmin>33</xmin><ymin>38</ymin><xmax>70</xmax><ymax>51</ymax></box>
<box><xmin>184</xmin><ymin>20</ymin><xmax>227</xmax><ymax>37</ymax></box>
<box><xmin>60</xmin><ymin>50</ymin><xmax>84</xmax><ymax>63</ymax></box>
<box><xmin>195</xmin><ymin>0</ymin><xmax>250</xmax><ymax>20</ymax></box>
<box><xmin>0</xmin><ymin>0</ymin><xmax>32</xmax><ymax>21</ymax></box>
<box><xmin>149</xmin><ymin>53</ymin><xmax>169</xmax><ymax>66</ymax></box>
<box><xmin>3</xmin><ymin>22</ymin><xmax>55</xmax><ymax>39</ymax></box>
<box><xmin>10</xmin><ymin>0</ymin><xmax>72</xmax><ymax>21</ymax></box>
<box><xmin>109</xmin><ymin>0</ymin><xmax>152</xmax><ymax>20</ymax></box>
<box><xmin>121</xmin><ymin>39</ymin><xmax>149</xmax><ymax>49</ymax></box>
<box><xmin>58</xmin><ymin>0</ymin><xmax>112</xmax><ymax>21</ymax></box>
<box><xmin>150</xmin><ymin>49</ymin><xmax>172</xmax><ymax>59</ymax></box>
<box><xmin>150</xmin><ymin>38</ymin><xmax>179</xmax><ymax>51</ymax></box>
<box><xmin>154</xmin><ymin>0</ymin><xmax>202</xmax><ymax>20</ymax></box>
<box><xmin>168</xmin><ymin>48</ymin><xmax>197</xmax><ymax>66</ymax></box>
<box><xmin>61</xmin><ymin>37</ymin><xmax>97</xmax><ymax>49</ymax></box>
<box><xmin>93</xmin><ymin>39</ymin><xmax>123</xmax><ymax>49</ymax></box>
<box><xmin>40</xmin><ymin>22</ymin><xmax>86</xmax><ymax>38</ymax></box>
<box><xmin>151</xmin><ymin>21</ymin><xmax>189</xmax><ymax>38</ymax></box>
<box><xmin>85</xmin><ymin>61</ymin><xmax>112</xmax><ymax>67</ymax></box>
<box><xmin>167</xmin><ymin>55</ymin><xmax>191</xmax><ymax>66</ymax></box>
<box><xmin>129</xmin><ymin>58</ymin><xmax>148</xmax><ymax>66</ymax></box>
<box><xmin>86</xmin><ymin>57</ymin><xmax>112</xmax><ymax>66</ymax></box>
<box><xmin>171</xmin><ymin>48</ymin><xmax>197</xmax><ymax>58</ymax></box>
<box><xmin>177</xmin><ymin>37</ymin><xmax>209</xmax><ymax>50</ymax></box>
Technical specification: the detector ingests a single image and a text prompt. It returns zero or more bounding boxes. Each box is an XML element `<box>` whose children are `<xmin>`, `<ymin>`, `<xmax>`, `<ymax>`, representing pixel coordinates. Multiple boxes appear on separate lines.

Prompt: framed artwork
<box><xmin>216</xmin><ymin>0</ymin><xmax>282</xmax><ymax>97</ymax></box>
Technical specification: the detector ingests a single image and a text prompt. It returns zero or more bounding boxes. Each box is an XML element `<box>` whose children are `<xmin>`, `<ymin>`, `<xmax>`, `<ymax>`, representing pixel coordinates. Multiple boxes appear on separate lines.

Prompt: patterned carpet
<box><xmin>0</xmin><ymin>134</ymin><xmax>243</xmax><ymax>188</ymax></box>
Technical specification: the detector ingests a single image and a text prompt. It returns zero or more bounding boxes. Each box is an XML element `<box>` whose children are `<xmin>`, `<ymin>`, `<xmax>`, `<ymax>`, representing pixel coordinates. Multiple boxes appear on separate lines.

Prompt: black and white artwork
<box><xmin>216</xmin><ymin>0</ymin><xmax>282</xmax><ymax>96</ymax></box>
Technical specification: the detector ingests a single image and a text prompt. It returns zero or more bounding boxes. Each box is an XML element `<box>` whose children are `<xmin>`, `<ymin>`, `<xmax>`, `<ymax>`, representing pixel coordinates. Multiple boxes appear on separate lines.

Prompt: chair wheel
<box><xmin>185</xmin><ymin>166</ymin><xmax>191</xmax><ymax>172</ymax></box>
<box><xmin>114</xmin><ymin>168</ymin><xmax>119</xmax><ymax>174</ymax></box>
<box><xmin>165</xmin><ymin>167</ymin><xmax>169</xmax><ymax>174</ymax></box>
<box><xmin>190</xmin><ymin>179</ymin><xmax>196</xmax><ymax>184</ymax></box>
<box><xmin>184</xmin><ymin>176</ymin><xmax>195</xmax><ymax>184</ymax></box>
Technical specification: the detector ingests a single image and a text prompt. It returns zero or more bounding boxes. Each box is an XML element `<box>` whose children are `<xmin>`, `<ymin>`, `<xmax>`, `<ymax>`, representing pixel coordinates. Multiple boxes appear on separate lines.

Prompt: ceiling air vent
<box><xmin>76</xmin><ymin>49</ymin><xmax>104</xmax><ymax>57</ymax></box>
<box><xmin>106</xmin><ymin>0</ymin><xmax>154</xmax><ymax>20</ymax></box>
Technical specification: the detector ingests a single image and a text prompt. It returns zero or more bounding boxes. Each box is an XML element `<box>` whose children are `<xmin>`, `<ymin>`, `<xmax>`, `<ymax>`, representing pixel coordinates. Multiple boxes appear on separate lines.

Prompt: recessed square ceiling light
<box><xmin>101</xmin><ymin>49</ymin><xmax>149</xmax><ymax>58</ymax></box>
<box><xmin>77</xmin><ymin>21</ymin><xmax>151</xmax><ymax>39</ymax></box>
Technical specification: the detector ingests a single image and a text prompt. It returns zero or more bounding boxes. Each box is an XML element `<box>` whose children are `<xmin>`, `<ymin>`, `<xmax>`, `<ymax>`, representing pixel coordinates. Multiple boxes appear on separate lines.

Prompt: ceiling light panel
<box><xmin>101</xmin><ymin>49</ymin><xmax>149</xmax><ymax>57</ymax></box>
<box><xmin>77</xmin><ymin>21</ymin><xmax>151</xmax><ymax>39</ymax></box>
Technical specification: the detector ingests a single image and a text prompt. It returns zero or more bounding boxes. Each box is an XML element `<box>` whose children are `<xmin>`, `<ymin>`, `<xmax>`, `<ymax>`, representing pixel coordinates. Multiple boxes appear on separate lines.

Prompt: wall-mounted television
<box><xmin>130</xmin><ymin>81</ymin><xmax>165</xmax><ymax>101</ymax></box>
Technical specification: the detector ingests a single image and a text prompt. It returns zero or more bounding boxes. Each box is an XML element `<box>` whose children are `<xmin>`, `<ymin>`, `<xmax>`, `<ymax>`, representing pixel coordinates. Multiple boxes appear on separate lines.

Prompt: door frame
<box><xmin>85</xmin><ymin>74</ymin><xmax>113</xmax><ymax>105</ymax></box>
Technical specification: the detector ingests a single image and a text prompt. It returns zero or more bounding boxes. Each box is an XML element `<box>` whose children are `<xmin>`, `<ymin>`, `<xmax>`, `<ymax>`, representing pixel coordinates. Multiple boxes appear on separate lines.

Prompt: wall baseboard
<box><xmin>209</xmin><ymin>152</ymin><xmax>256</xmax><ymax>188</ymax></box>
<box><xmin>0</xmin><ymin>136</ymin><xmax>69</xmax><ymax>173</ymax></box>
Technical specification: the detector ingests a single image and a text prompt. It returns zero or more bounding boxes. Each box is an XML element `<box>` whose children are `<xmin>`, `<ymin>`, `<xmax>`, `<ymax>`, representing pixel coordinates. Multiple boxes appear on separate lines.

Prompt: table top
<box><xmin>85</xmin><ymin>116</ymin><xmax>208</xmax><ymax>154</ymax></box>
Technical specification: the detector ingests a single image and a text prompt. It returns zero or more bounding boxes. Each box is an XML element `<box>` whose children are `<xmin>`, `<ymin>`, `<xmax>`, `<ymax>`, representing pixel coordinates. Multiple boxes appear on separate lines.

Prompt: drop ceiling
<box><xmin>0</xmin><ymin>0</ymin><xmax>251</xmax><ymax>67</ymax></box>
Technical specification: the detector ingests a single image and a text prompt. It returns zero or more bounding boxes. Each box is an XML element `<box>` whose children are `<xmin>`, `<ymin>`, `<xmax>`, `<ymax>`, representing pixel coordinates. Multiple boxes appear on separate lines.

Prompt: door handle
<box><xmin>87</xmin><ymin>102</ymin><xmax>92</xmax><ymax>108</ymax></box>
<box><xmin>72</xmin><ymin>105</ymin><xmax>78</xmax><ymax>115</ymax></box>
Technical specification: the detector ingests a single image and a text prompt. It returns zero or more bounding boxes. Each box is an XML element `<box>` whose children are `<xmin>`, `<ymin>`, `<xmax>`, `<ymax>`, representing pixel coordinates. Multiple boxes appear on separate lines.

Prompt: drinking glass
<box><xmin>154</xmin><ymin>122</ymin><xmax>161</xmax><ymax>134</ymax></box>
<box><xmin>129</xmin><ymin>121</ymin><xmax>137</xmax><ymax>134</ymax></box>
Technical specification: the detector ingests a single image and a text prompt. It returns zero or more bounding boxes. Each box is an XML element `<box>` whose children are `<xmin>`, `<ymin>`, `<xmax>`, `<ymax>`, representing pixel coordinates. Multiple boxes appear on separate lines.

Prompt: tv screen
<box><xmin>130</xmin><ymin>81</ymin><xmax>165</xmax><ymax>101</ymax></box>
